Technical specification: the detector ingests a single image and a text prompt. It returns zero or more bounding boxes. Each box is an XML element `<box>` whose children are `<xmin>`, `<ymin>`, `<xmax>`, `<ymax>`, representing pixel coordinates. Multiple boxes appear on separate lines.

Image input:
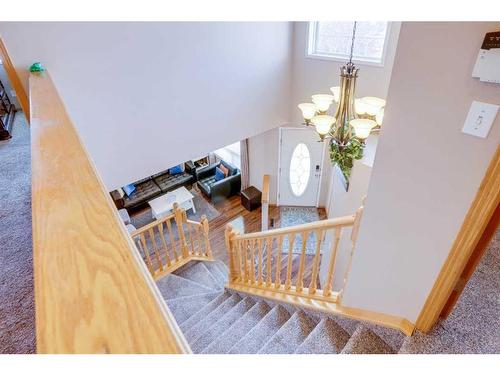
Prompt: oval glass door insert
<box><xmin>289</xmin><ymin>143</ymin><xmax>311</xmax><ymax>197</ymax></box>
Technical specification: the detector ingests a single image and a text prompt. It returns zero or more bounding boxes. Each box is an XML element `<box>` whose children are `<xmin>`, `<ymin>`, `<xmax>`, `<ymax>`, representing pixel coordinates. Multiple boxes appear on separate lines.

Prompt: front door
<box><xmin>278</xmin><ymin>127</ymin><xmax>325</xmax><ymax>206</ymax></box>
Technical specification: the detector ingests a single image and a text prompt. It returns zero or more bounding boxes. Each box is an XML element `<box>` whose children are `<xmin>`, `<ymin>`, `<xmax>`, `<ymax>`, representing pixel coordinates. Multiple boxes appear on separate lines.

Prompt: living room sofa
<box><xmin>110</xmin><ymin>166</ymin><xmax>195</xmax><ymax>210</ymax></box>
<box><xmin>196</xmin><ymin>160</ymin><xmax>241</xmax><ymax>202</ymax></box>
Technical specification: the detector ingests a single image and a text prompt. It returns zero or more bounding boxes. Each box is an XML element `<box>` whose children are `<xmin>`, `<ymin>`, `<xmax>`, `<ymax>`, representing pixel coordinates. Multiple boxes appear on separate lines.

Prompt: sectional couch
<box><xmin>110</xmin><ymin>167</ymin><xmax>195</xmax><ymax>210</ymax></box>
<box><xmin>196</xmin><ymin>160</ymin><xmax>241</xmax><ymax>202</ymax></box>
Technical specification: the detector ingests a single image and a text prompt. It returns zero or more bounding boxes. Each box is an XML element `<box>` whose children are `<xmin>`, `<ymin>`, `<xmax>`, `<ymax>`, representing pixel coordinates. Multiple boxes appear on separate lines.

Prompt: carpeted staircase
<box><xmin>157</xmin><ymin>260</ymin><xmax>408</xmax><ymax>354</ymax></box>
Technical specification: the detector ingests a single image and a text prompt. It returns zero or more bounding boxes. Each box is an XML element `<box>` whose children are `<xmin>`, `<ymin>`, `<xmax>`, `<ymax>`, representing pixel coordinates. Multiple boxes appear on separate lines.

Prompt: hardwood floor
<box><xmin>130</xmin><ymin>189</ymin><xmax>327</xmax><ymax>287</ymax></box>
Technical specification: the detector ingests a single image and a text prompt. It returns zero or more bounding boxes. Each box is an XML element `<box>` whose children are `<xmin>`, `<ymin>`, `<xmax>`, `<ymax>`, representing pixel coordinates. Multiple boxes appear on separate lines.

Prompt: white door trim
<box><xmin>277</xmin><ymin>126</ymin><xmax>326</xmax><ymax>207</ymax></box>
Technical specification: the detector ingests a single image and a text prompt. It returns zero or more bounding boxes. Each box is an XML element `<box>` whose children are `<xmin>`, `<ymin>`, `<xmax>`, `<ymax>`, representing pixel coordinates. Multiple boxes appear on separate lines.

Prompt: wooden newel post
<box><xmin>173</xmin><ymin>202</ymin><xmax>189</xmax><ymax>258</ymax></box>
<box><xmin>225</xmin><ymin>224</ymin><xmax>238</xmax><ymax>283</ymax></box>
<box><xmin>200</xmin><ymin>214</ymin><xmax>212</xmax><ymax>258</ymax></box>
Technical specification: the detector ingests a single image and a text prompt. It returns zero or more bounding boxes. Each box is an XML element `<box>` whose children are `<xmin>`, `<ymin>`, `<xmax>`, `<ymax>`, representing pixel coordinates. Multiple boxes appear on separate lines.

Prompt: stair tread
<box><xmin>228</xmin><ymin>305</ymin><xmax>291</xmax><ymax>354</ymax></box>
<box><xmin>341</xmin><ymin>324</ymin><xmax>396</xmax><ymax>354</ymax></box>
<box><xmin>203</xmin><ymin>261</ymin><xmax>228</xmax><ymax>286</ymax></box>
<box><xmin>294</xmin><ymin>318</ymin><xmax>350</xmax><ymax>354</ymax></box>
<box><xmin>185</xmin><ymin>294</ymin><xmax>242</xmax><ymax>343</ymax></box>
<box><xmin>180</xmin><ymin>291</ymin><xmax>232</xmax><ymax>331</ymax></box>
<box><xmin>156</xmin><ymin>273</ymin><xmax>216</xmax><ymax>300</ymax></box>
<box><xmin>332</xmin><ymin>315</ymin><xmax>359</xmax><ymax>335</ymax></box>
<box><xmin>166</xmin><ymin>291</ymin><xmax>221</xmax><ymax>325</ymax></box>
<box><xmin>191</xmin><ymin>297</ymin><xmax>256</xmax><ymax>353</ymax></box>
<box><xmin>174</xmin><ymin>261</ymin><xmax>222</xmax><ymax>291</ymax></box>
<box><xmin>201</xmin><ymin>301</ymin><xmax>272</xmax><ymax>354</ymax></box>
<box><xmin>368</xmin><ymin>324</ymin><xmax>406</xmax><ymax>352</ymax></box>
<box><xmin>258</xmin><ymin>311</ymin><xmax>318</xmax><ymax>354</ymax></box>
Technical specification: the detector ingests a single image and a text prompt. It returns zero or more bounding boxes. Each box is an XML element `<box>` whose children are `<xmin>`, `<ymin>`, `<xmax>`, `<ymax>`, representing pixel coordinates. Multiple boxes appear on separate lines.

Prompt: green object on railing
<box><xmin>29</xmin><ymin>62</ymin><xmax>45</xmax><ymax>73</ymax></box>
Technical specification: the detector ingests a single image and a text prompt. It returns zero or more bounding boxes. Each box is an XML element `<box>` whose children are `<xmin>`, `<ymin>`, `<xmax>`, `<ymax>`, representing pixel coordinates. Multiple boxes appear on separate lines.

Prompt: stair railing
<box><xmin>225</xmin><ymin>200</ymin><xmax>365</xmax><ymax>305</ymax></box>
<box><xmin>131</xmin><ymin>202</ymin><xmax>213</xmax><ymax>280</ymax></box>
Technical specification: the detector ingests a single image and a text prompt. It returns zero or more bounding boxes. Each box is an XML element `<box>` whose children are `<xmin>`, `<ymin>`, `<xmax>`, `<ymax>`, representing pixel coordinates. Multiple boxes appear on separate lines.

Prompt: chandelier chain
<box><xmin>349</xmin><ymin>21</ymin><xmax>357</xmax><ymax>64</ymax></box>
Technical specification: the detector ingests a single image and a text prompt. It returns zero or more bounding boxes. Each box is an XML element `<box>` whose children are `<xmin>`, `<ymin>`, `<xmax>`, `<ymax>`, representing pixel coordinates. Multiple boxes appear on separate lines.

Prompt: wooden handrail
<box><xmin>30</xmin><ymin>71</ymin><xmax>190</xmax><ymax>353</ymax></box>
<box><xmin>236</xmin><ymin>214</ymin><xmax>356</xmax><ymax>240</ymax></box>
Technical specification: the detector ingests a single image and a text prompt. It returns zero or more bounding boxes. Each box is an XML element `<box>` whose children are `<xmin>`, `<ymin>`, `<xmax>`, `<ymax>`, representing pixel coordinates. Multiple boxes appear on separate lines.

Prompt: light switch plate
<box><xmin>462</xmin><ymin>100</ymin><xmax>499</xmax><ymax>138</ymax></box>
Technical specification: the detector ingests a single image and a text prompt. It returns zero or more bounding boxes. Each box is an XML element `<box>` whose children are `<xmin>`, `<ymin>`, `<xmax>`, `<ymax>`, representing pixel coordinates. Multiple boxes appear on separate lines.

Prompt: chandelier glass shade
<box><xmin>296</xmin><ymin>22</ymin><xmax>387</xmax><ymax>179</ymax></box>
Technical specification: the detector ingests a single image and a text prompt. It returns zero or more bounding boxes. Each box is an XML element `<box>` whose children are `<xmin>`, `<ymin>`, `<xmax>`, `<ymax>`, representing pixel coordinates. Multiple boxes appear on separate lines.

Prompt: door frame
<box><xmin>277</xmin><ymin>126</ymin><xmax>326</xmax><ymax>207</ymax></box>
<box><xmin>415</xmin><ymin>146</ymin><xmax>500</xmax><ymax>332</ymax></box>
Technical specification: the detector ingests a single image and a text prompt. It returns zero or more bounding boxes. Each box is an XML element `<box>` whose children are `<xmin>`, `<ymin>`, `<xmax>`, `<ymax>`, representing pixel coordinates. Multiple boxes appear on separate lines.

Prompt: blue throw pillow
<box><xmin>215</xmin><ymin>167</ymin><xmax>225</xmax><ymax>182</ymax></box>
<box><xmin>122</xmin><ymin>183</ymin><xmax>136</xmax><ymax>197</ymax></box>
<box><xmin>168</xmin><ymin>164</ymin><xmax>183</xmax><ymax>175</ymax></box>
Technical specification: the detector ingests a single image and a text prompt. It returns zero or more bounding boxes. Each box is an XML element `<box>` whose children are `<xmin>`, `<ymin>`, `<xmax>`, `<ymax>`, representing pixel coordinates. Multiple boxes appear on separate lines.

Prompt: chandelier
<box><xmin>297</xmin><ymin>22</ymin><xmax>386</xmax><ymax>178</ymax></box>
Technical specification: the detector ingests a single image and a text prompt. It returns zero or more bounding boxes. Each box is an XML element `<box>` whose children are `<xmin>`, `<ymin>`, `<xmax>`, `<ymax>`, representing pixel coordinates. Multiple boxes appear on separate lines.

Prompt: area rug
<box><xmin>131</xmin><ymin>188</ymin><xmax>220</xmax><ymax>229</ymax></box>
<box><xmin>280</xmin><ymin>206</ymin><xmax>320</xmax><ymax>255</ymax></box>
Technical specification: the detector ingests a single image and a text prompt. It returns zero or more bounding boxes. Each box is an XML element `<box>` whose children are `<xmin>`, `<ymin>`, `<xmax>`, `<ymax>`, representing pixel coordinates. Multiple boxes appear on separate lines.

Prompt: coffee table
<box><xmin>148</xmin><ymin>186</ymin><xmax>196</xmax><ymax>220</ymax></box>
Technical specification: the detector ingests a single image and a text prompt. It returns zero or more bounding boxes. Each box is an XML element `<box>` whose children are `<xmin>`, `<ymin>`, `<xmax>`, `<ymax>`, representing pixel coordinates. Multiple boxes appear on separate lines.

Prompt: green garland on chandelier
<box><xmin>329</xmin><ymin>139</ymin><xmax>364</xmax><ymax>178</ymax></box>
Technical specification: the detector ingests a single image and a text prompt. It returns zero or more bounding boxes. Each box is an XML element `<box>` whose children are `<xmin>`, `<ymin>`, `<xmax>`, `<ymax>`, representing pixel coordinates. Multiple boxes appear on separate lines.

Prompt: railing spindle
<box><xmin>187</xmin><ymin>222</ymin><xmax>195</xmax><ymax>255</ymax></box>
<box><xmin>308</xmin><ymin>229</ymin><xmax>324</xmax><ymax>295</ymax></box>
<box><xmin>165</xmin><ymin>219</ymin><xmax>179</xmax><ymax>261</ymax></box>
<box><xmin>194</xmin><ymin>226</ymin><xmax>202</xmax><ymax>255</ymax></box>
<box><xmin>323</xmin><ymin>227</ymin><xmax>342</xmax><ymax>297</ymax></box>
<box><xmin>242</xmin><ymin>241</ymin><xmax>250</xmax><ymax>283</ymax></box>
<box><xmin>148</xmin><ymin>228</ymin><xmax>164</xmax><ymax>272</ymax></box>
<box><xmin>274</xmin><ymin>235</ymin><xmax>283</xmax><ymax>289</ymax></box>
<box><xmin>257</xmin><ymin>238</ymin><xmax>264</xmax><ymax>285</ymax></box>
<box><xmin>284</xmin><ymin>233</ymin><xmax>295</xmax><ymax>290</ymax></box>
<box><xmin>265</xmin><ymin>237</ymin><xmax>273</xmax><ymax>287</ymax></box>
<box><xmin>295</xmin><ymin>231</ymin><xmax>308</xmax><ymax>293</ymax></box>
<box><xmin>235</xmin><ymin>240</ymin><xmax>243</xmax><ymax>282</ymax></box>
<box><xmin>158</xmin><ymin>222</ymin><xmax>172</xmax><ymax>267</ymax></box>
<box><xmin>139</xmin><ymin>232</ymin><xmax>154</xmax><ymax>275</ymax></box>
<box><xmin>249</xmin><ymin>239</ymin><xmax>256</xmax><ymax>284</ymax></box>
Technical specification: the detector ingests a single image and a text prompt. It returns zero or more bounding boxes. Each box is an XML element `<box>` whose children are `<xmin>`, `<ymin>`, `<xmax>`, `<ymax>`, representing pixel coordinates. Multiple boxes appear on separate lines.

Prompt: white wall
<box><xmin>248</xmin><ymin>127</ymin><xmax>280</xmax><ymax>204</ymax></box>
<box><xmin>0</xmin><ymin>22</ymin><xmax>293</xmax><ymax>190</ymax></box>
<box><xmin>342</xmin><ymin>22</ymin><xmax>500</xmax><ymax>322</ymax></box>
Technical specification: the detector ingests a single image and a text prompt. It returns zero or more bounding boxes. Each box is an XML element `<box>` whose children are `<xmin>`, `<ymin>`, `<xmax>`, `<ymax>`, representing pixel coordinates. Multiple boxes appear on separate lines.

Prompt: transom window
<box><xmin>307</xmin><ymin>21</ymin><xmax>390</xmax><ymax>66</ymax></box>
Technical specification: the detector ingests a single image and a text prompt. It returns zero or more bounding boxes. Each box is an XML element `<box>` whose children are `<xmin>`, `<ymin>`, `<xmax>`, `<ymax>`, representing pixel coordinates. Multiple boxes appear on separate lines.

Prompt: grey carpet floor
<box><xmin>160</xmin><ymin>230</ymin><xmax>499</xmax><ymax>354</ymax></box>
<box><xmin>400</xmin><ymin>230</ymin><xmax>500</xmax><ymax>354</ymax></box>
<box><xmin>0</xmin><ymin>112</ymin><xmax>36</xmax><ymax>354</ymax></box>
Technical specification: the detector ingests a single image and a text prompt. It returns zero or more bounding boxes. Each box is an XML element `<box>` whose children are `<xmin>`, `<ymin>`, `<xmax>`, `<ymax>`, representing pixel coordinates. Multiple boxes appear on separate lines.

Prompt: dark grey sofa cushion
<box><xmin>198</xmin><ymin>175</ymin><xmax>217</xmax><ymax>195</ymax></box>
<box><xmin>153</xmin><ymin>171</ymin><xmax>194</xmax><ymax>193</ymax></box>
<box><xmin>122</xmin><ymin>179</ymin><xmax>161</xmax><ymax>208</ymax></box>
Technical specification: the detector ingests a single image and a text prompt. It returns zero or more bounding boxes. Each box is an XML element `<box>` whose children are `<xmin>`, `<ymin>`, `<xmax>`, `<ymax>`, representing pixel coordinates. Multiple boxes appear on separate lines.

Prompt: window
<box><xmin>214</xmin><ymin>141</ymin><xmax>241</xmax><ymax>169</ymax></box>
<box><xmin>289</xmin><ymin>143</ymin><xmax>311</xmax><ymax>197</ymax></box>
<box><xmin>307</xmin><ymin>21</ymin><xmax>390</xmax><ymax>65</ymax></box>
